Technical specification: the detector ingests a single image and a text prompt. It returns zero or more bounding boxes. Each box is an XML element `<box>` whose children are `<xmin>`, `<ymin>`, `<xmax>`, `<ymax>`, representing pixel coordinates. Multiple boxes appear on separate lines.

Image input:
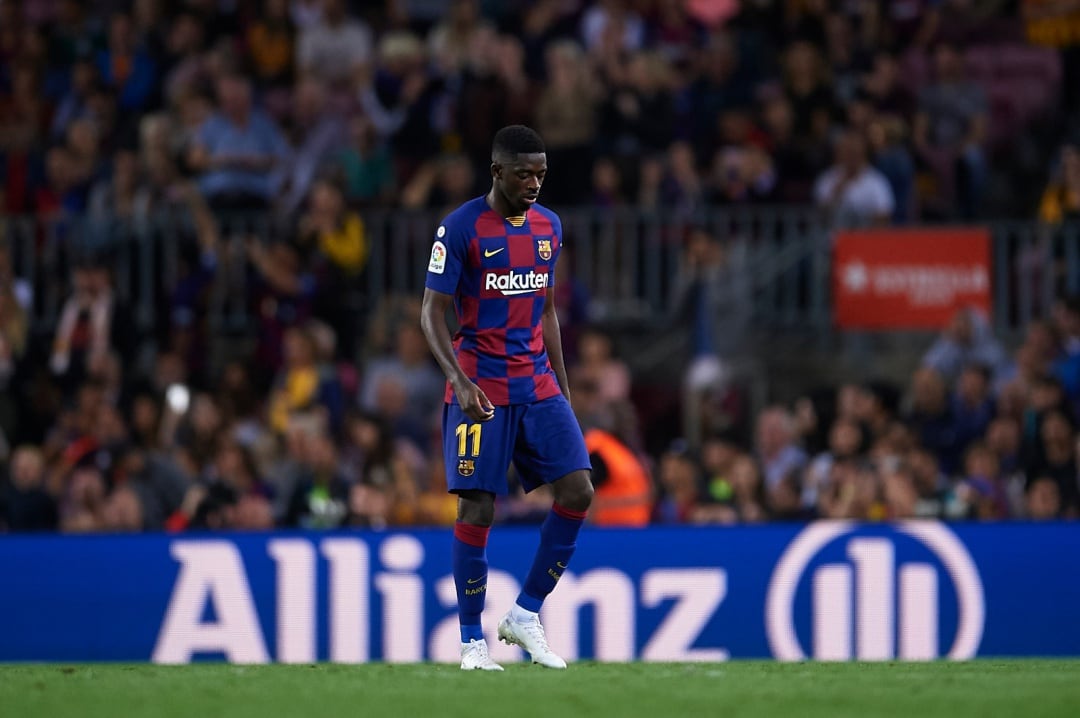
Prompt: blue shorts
<box><xmin>442</xmin><ymin>394</ymin><xmax>591</xmax><ymax>496</ymax></box>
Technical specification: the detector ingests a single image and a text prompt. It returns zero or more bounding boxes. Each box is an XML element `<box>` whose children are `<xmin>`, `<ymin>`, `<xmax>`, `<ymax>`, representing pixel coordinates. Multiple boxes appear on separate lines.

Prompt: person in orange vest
<box><xmin>585</xmin><ymin>427</ymin><xmax>654</xmax><ymax>527</ymax></box>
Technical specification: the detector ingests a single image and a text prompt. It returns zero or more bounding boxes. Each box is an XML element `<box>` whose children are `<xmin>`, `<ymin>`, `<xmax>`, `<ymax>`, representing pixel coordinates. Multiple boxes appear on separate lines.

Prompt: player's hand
<box><xmin>454</xmin><ymin>379</ymin><xmax>495</xmax><ymax>422</ymax></box>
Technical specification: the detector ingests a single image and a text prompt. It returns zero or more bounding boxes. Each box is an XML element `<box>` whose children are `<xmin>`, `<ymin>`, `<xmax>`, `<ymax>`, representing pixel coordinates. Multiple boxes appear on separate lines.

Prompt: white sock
<box><xmin>510</xmin><ymin>603</ymin><xmax>538</xmax><ymax>623</ymax></box>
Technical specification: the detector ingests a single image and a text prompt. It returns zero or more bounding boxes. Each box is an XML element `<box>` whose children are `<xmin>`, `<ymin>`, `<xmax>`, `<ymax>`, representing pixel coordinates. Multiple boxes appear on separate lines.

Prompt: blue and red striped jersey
<box><xmin>425</xmin><ymin>196</ymin><xmax>564</xmax><ymax>406</ymax></box>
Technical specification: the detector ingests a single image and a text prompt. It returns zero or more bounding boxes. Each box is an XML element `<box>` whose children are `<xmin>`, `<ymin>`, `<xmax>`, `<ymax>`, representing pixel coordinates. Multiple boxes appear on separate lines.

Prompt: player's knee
<box><xmin>456</xmin><ymin>491</ymin><xmax>495</xmax><ymax>527</ymax></box>
<box><xmin>554</xmin><ymin>471</ymin><xmax>593</xmax><ymax>512</ymax></box>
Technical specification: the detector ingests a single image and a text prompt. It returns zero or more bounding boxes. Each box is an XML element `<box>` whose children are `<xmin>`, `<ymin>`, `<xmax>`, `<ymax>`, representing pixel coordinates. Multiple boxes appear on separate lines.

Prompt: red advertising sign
<box><xmin>833</xmin><ymin>228</ymin><xmax>991</xmax><ymax>330</ymax></box>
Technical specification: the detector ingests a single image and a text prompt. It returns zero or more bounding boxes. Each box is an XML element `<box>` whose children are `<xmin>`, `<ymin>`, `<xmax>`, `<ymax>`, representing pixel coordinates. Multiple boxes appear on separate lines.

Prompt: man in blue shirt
<box><xmin>187</xmin><ymin>73</ymin><xmax>291</xmax><ymax>211</ymax></box>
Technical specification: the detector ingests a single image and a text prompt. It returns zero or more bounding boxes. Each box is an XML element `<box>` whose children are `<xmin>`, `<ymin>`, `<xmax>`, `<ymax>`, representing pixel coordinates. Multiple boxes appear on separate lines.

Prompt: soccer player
<box><xmin>420</xmin><ymin>125</ymin><xmax>594</xmax><ymax>671</ymax></box>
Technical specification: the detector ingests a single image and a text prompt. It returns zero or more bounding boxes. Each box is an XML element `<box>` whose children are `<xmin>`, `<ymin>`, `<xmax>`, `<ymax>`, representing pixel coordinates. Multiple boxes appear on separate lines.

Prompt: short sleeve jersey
<box><xmin>425</xmin><ymin>196</ymin><xmax>564</xmax><ymax>406</ymax></box>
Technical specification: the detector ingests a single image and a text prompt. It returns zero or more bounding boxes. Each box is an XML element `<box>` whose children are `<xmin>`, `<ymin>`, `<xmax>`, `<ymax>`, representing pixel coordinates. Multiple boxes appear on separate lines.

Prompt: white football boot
<box><xmin>497</xmin><ymin>612</ymin><xmax>567</xmax><ymax>669</ymax></box>
<box><xmin>460</xmin><ymin>638</ymin><xmax>504</xmax><ymax>671</ymax></box>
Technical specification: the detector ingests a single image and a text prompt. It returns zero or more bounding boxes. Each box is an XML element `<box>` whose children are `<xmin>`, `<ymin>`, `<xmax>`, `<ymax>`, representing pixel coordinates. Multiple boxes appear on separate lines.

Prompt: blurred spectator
<box><xmin>456</xmin><ymin>31</ymin><xmax>536</xmax><ymax>179</ymax></box>
<box><xmin>598</xmin><ymin>51</ymin><xmax>675</xmax><ymax>169</ymax></box>
<box><xmin>95</xmin><ymin>11</ymin><xmax>158</xmax><ymax>113</ymax></box>
<box><xmin>908</xmin><ymin>446</ymin><xmax>953</xmax><ymax>518</ymax></box>
<box><xmin>284</xmin><ymin>430</ymin><xmax>350</xmax><ymax>528</ymax></box>
<box><xmin>582</xmin><ymin>0</ymin><xmax>646</xmax><ymax>54</ymax></box>
<box><xmin>359</xmin><ymin>322</ymin><xmax>444</xmax><ymax>442</ymax></box>
<box><xmin>952</xmin><ymin>363</ymin><xmax>997</xmax><ymax>451</ymax></box>
<box><xmin>161</xmin><ymin>11</ymin><xmax>209</xmax><ymax>108</ymax></box>
<box><xmin>813</xmin><ymin>128</ymin><xmax>895</xmax><ymax>227</ymax></box>
<box><xmin>87</xmin><ymin>148</ymin><xmax>149</xmax><ymax>221</ymax></box>
<box><xmin>428</xmin><ymin>0</ymin><xmax>494</xmax><ymax>77</ymax></box>
<box><xmin>0</xmin><ymin>283</ymin><xmax>29</xmax><ymax>431</ymax></box>
<box><xmin>60</xmin><ymin>466</ymin><xmax>108</xmax><ymax>532</ymax></box>
<box><xmin>863</xmin><ymin>51</ymin><xmax>916</xmax><ymax>119</ymax></box>
<box><xmin>783</xmin><ymin>41</ymin><xmax>836</xmax><ymax>150</ymax></box>
<box><xmin>246</xmin><ymin>237</ymin><xmax>317</xmax><ymax>375</ymax></box>
<box><xmin>49</xmin><ymin>261</ymin><xmax>136</xmax><ymax>394</ymax></box>
<box><xmin>337</xmin><ymin>114</ymin><xmax>395</xmax><ymax>206</ymax></box>
<box><xmin>905</xmin><ymin>366</ymin><xmax>961</xmax><ymax>473</ymax></box>
<box><xmin>246</xmin><ymin>0</ymin><xmax>296</xmax><ymax>91</ymax></box>
<box><xmin>663</xmin><ymin>141</ymin><xmax>706</xmax><ymax>214</ymax></box>
<box><xmin>585</xmin><ymin>427</ymin><xmax>652</xmax><ymax>527</ymax></box>
<box><xmin>803</xmin><ymin>417</ymin><xmax>864</xmax><ymax>510</ymax></box>
<box><xmin>204</xmin><ymin>441</ymin><xmax>275</xmax><ymax>530</ymax></box>
<box><xmin>590</xmin><ymin>156</ymin><xmax>626</xmax><ymax>207</ymax></box>
<box><xmin>297</xmin><ymin>177</ymin><xmax>368</xmax><ymax>356</ymax></box>
<box><xmin>708</xmin><ymin>144</ymin><xmax>778</xmax><ymax>206</ymax></box>
<box><xmin>689</xmin><ymin>33</ymin><xmax>755</xmax><ymax>148</ymax></box>
<box><xmin>51</xmin><ymin>58</ymin><xmax>100</xmax><ymax>141</ymax></box>
<box><xmin>1038</xmin><ymin>141</ymin><xmax>1080</xmax><ymax>224</ymax></box>
<box><xmin>755</xmin><ymin>406</ymin><xmax>808</xmax><ymax>490</ymax></box>
<box><xmin>987</xmin><ymin>415</ymin><xmax>1024</xmax><ymax>478</ymax></box>
<box><xmin>922</xmin><ymin>308</ymin><xmax>1008</xmax><ymax>384</ymax></box>
<box><xmin>867</xmin><ymin>114</ymin><xmax>916</xmax><ymax>223</ymax></box>
<box><xmin>883</xmin><ymin>0</ymin><xmax>942</xmax><ymax>51</ymax></box>
<box><xmin>655</xmin><ymin>439</ymin><xmax>703</xmax><ymax>523</ymax></box>
<box><xmin>571</xmin><ymin>327</ymin><xmax>631</xmax><ymax>405</ymax></box>
<box><xmin>882</xmin><ymin>465</ymin><xmax>920</xmax><ymax>518</ymax></box>
<box><xmin>35</xmin><ymin>146</ymin><xmax>89</xmax><ymax>217</ymax></box>
<box><xmin>1030</xmin><ymin>409</ymin><xmax>1079</xmax><ymax>512</ymax></box>
<box><xmin>187</xmin><ymin>73</ymin><xmax>291</xmax><ymax>212</ymax></box>
<box><xmin>671</xmin><ymin>227</ymin><xmax>752</xmax><ymax>362</ymax></box>
<box><xmin>533</xmin><ymin>39</ymin><xmax>600</xmax><ymax>206</ymax></box>
<box><xmin>400</xmin><ymin>153</ymin><xmax>476</xmax><ymax>212</ymax></box>
<box><xmin>280</xmin><ymin>78</ymin><xmax>346</xmax><ymax>215</ymax></box>
<box><xmin>340</xmin><ymin>410</ymin><xmax>420</xmax><ymax>527</ymax></box>
<box><xmin>1023</xmin><ymin>0</ymin><xmax>1080</xmax><ymax>116</ymax></box>
<box><xmin>296</xmin><ymin>0</ymin><xmax>373</xmax><ymax>89</ymax></box>
<box><xmin>268</xmin><ymin>325</ymin><xmax>343</xmax><ymax>436</ymax></box>
<box><xmin>1</xmin><ymin>446</ymin><xmax>58</xmax><ymax>532</ymax></box>
<box><xmin>956</xmin><ymin>442</ymin><xmax>1010</xmax><ymax>519</ymax></box>
<box><xmin>1026</xmin><ymin>475</ymin><xmax>1063</xmax><ymax>519</ymax></box>
<box><xmin>693</xmin><ymin>452</ymin><xmax>769</xmax><ymax>523</ymax></box>
<box><xmin>358</xmin><ymin>31</ymin><xmax>442</xmax><ymax>167</ymax></box>
<box><xmin>914</xmin><ymin>41</ymin><xmax>988</xmax><ymax>219</ymax></box>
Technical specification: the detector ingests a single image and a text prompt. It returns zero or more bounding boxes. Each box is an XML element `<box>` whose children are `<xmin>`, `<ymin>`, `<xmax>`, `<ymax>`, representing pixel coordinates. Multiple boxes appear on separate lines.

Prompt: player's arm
<box><xmin>420</xmin><ymin>287</ymin><xmax>494</xmax><ymax>422</ymax></box>
<box><xmin>541</xmin><ymin>290</ymin><xmax>572</xmax><ymax>406</ymax></box>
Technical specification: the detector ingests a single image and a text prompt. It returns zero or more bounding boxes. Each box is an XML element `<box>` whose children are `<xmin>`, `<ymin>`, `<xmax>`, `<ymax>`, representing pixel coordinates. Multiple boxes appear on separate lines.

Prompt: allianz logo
<box><xmin>766</xmin><ymin>522</ymin><xmax>985</xmax><ymax>661</ymax></box>
<box><xmin>152</xmin><ymin>535</ymin><xmax>729</xmax><ymax>664</ymax></box>
<box><xmin>150</xmin><ymin>523</ymin><xmax>984</xmax><ymax>664</ymax></box>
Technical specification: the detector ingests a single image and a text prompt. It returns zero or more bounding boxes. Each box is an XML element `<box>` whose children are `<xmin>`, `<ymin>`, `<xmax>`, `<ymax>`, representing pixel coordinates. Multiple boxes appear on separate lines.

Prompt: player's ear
<box><xmin>490</xmin><ymin>162</ymin><xmax>501</xmax><ymax>180</ymax></box>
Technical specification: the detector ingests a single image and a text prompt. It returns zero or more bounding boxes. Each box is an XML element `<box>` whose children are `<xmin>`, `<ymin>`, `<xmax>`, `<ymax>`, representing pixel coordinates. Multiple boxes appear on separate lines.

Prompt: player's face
<box><xmin>494</xmin><ymin>153</ymin><xmax>547</xmax><ymax>212</ymax></box>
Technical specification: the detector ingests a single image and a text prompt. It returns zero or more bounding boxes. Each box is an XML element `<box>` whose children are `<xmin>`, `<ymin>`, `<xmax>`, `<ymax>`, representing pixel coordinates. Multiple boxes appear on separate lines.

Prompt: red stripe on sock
<box><xmin>552</xmin><ymin>503</ymin><xmax>587</xmax><ymax>521</ymax></box>
<box><xmin>454</xmin><ymin>522</ymin><xmax>491</xmax><ymax>547</ymax></box>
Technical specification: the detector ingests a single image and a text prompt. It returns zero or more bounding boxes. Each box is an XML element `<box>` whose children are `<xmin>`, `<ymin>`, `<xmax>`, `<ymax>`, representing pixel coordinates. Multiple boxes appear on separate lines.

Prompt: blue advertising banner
<box><xmin>1</xmin><ymin>521</ymin><xmax>1078</xmax><ymax>663</ymax></box>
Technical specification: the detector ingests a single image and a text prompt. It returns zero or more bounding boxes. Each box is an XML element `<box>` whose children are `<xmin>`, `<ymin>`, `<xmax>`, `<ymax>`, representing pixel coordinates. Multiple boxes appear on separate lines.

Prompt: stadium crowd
<box><xmin>2</xmin><ymin>0</ymin><xmax>1080</xmax><ymax>532</ymax></box>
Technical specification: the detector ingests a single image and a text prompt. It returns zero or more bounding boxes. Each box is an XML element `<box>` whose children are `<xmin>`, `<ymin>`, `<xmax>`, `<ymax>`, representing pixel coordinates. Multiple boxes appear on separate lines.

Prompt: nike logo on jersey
<box><xmin>466</xmin><ymin>577</ymin><xmax>484</xmax><ymax>584</ymax></box>
<box><xmin>484</xmin><ymin>248</ymin><xmax>505</xmax><ymax>258</ymax></box>
<box><xmin>556</xmin><ymin>562</ymin><xmax>567</xmax><ymax>569</ymax></box>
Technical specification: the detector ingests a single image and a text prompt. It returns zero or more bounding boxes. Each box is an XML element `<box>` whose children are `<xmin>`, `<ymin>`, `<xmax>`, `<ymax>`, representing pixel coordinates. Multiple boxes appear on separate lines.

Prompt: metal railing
<box><xmin>1</xmin><ymin>208</ymin><xmax>1073</xmax><ymax>343</ymax></box>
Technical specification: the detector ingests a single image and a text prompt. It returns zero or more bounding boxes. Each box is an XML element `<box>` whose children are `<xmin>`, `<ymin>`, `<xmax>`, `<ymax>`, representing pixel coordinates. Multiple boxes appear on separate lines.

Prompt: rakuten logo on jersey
<box><xmin>484</xmin><ymin>270</ymin><xmax>549</xmax><ymax>296</ymax></box>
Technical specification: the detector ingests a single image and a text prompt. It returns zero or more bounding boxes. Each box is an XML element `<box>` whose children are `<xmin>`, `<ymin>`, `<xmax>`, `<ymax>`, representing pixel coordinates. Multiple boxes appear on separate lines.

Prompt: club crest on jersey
<box><xmin>536</xmin><ymin>238</ymin><xmax>553</xmax><ymax>261</ymax></box>
<box><xmin>457</xmin><ymin>459</ymin><xmax>475</xmax><ymax>477</ymax></box>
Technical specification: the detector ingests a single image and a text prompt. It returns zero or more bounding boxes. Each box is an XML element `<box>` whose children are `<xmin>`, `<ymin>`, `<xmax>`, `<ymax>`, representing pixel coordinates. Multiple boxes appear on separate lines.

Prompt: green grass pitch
<box><xmin>2</xmin><ymin>660</ymin><xmax>1078</xmax><ymax>718</ymax></box>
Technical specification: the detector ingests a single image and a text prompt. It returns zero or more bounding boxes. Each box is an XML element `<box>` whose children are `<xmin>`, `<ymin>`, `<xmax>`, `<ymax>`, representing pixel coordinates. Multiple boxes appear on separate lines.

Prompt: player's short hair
<box><xmin>492</xmin><ymin>125</ymin><xmax>545</xmax><ymax>160</ymax></box>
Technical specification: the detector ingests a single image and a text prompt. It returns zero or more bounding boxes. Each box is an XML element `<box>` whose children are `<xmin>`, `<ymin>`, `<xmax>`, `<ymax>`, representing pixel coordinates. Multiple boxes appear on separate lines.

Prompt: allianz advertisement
<box><xmin>1</xmin><ymin>522</ymin><xmax>1078</xmax><ymax>663</ymax></box>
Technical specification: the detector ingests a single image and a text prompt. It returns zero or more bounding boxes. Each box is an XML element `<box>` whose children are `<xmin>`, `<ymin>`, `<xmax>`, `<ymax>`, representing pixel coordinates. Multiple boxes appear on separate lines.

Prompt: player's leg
<box><xmin>444</xmin><ymin>403</ymin><xmax>515</xmax><ymax>671</ymax></box>
<box><xmin>453</xmin><ymin>490</ymin><xmax>494</xmax><ymax>646</ymax></box>
<box><xmin>515</xmin><ymin>469</ymin><xmax>592</xmax><ymax>618</ymax></box>
<box><xmin>454</xmin><ymin>490</ymin><xmax>502</xmax><ymax>670</ymax></box>
<box><xmin>498</xmin><ymin>395</ymin><xmax>593</xmax><ymax>668</ymax></box>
